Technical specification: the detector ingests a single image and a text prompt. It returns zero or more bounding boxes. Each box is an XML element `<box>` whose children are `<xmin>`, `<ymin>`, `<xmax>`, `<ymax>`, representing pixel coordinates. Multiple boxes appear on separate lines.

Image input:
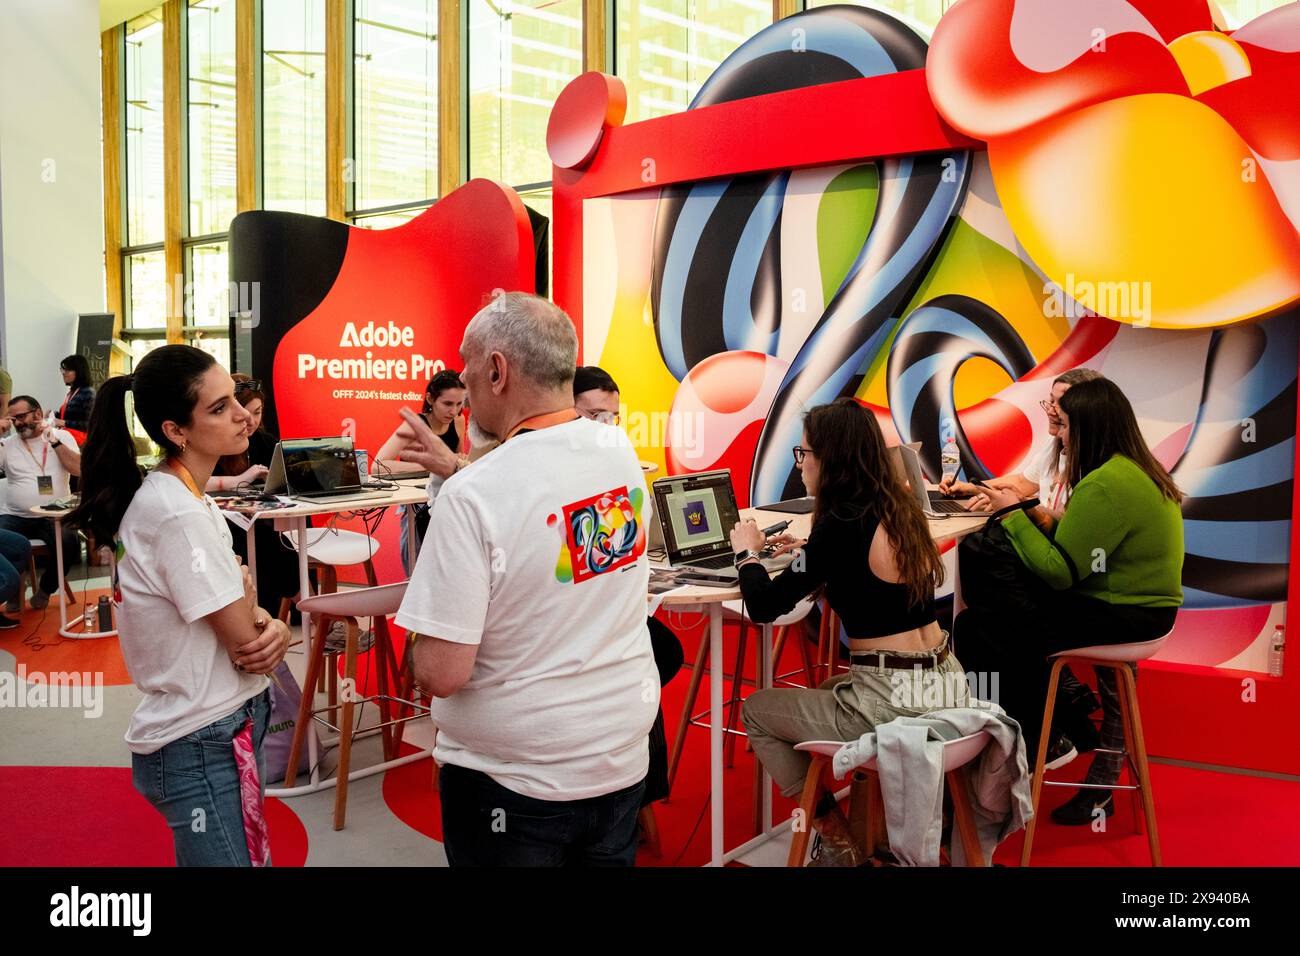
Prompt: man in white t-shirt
<box><xmin>393</xmin><ymin>292</ymin><xmax>657</xmax><ymax>867</ymax></box>
<box><xmin>0</xmin><ymin>395</ymin><xmax>81</xmax><ymax>608</ymax></box>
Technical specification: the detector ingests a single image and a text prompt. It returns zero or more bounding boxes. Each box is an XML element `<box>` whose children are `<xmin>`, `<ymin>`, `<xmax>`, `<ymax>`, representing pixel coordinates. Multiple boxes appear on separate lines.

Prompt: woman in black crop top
<box><xmin>736</xmin><ymin>398</ymin><xmax>969</xmax><ymax>866</ymax></box>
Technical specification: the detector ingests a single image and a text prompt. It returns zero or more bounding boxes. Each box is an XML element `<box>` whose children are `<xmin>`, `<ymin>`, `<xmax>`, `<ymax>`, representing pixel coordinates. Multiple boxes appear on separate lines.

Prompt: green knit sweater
<box><xmin>1001</xmin><ymin>454</ymin><xmax>1184</xmax><ymax>607</ymax></box>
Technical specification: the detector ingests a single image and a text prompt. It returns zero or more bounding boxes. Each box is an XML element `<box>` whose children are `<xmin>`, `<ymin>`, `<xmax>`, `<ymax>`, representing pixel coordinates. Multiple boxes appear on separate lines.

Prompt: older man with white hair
<box><xmin>393</xmin><ymin>292</ymin><xmax>657</xmax><ymax>867</ymax></box>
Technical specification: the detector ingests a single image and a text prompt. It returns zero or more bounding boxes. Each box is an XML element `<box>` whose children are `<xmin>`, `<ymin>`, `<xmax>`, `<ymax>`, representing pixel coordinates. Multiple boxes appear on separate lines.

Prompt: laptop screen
<box><xmin>281</xmin><ymin>437</ymin><xmax>360</xmax><ymax>494</ymax></box>
<box><xmin>653</xmin><ymin>470</ymin><xmax>740</xmax><ymax>561</ymax></box>
<box><xmin>889</xmin><ymin>443</ymin><xmax>932</xmax><ymax>513</ymax></box>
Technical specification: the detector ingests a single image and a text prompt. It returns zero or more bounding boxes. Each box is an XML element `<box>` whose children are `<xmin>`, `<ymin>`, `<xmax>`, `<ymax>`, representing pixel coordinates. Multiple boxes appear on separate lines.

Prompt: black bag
<box><xmin>957</xmin><ymin>498</ymin><xmax>1056</xmax><ymax>617</ymax></box>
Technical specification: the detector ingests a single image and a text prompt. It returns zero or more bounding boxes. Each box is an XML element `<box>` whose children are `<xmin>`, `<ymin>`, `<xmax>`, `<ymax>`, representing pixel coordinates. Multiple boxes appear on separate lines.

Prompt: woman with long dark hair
<box><xmin>69</xmin><ymin>345</ymin><xmax>290</xmax><ymax>866</ymax></box>
<box><xmin>735</xmin><ymin>397</ymin><xmax>967</xmax><ymax>865</ymax></box>
<box><xmin>956</xmin><ymin>377</ymin><xmax>1183</xmax><ymax>824</ymax></box>
<box><xmin>210</xmin><ymin>374</ymin><xmax>275</xmax><ymax>490</ymax></box>
<box><xmin>54</xmin><ymin>354</ymin><xmax>96</xmax><ymax>443</ymax></box>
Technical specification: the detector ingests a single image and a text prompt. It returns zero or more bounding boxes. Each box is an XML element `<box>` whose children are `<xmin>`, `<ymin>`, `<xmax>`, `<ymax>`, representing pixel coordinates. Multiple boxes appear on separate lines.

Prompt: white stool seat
<box><xmin>298</xmin><ymin>582</ymin><xmax>407</xmax><ymax>619</ymax></box>
<box><xmin>722</xmin><ymin>595</ymin><xmax>816</xmax><ymax>628</ymax></box>
<box><xmin>283</xmin><ymin>528</ymin><xmax>380</xmax><ymax>567</ymax></box>
<box><xmin>1049</xmin><ymin>632</ymin><xmax>1172</xmax><ymax>663</ymax></box>
<box><xmin>796</xmin><ymin>729</ymin><xmax>991</xmax><ymax>773</ymax></box>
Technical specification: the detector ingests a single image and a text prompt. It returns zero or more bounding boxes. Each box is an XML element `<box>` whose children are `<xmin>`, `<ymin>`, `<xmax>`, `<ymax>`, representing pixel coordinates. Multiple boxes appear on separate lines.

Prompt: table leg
<box><xmin>761</xmin><ymin>622</ymin><xmax>773</xmax><ymax>834</ymax></box>
<box><xmin>405</xmin><ymin>503</ymin><xmax>418</xmax><ymax>572</ymax></box>
<box><xmin>245</xmin><ymin>519</ymin><xmax>257</xmax><ymax>601</ymax></box>
<box><xmin>709</xmin><ymin>601</ymin><xmax>723</xmax><ymax>867</ymax></box>
<box><xmin>54</xmin><ymin>516</ymin><xmax>69</xmax><ymax>634</ymax></box>
<box><xmin>294</xmin><ymin>515</ymin><xmax>318</xmax><ymax>786</ymax></box>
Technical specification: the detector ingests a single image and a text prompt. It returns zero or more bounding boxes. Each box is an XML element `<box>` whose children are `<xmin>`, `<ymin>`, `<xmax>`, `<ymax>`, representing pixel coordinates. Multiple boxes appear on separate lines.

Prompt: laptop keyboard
<box><xmin>689</xmin><ymin>553</ymin><xmax>737</xmax><ymax>570</ymax></box>
<box><xmin>928</xmin><ymin>495</ymin><xmax>988</xmax><ymax>514</ymax></box>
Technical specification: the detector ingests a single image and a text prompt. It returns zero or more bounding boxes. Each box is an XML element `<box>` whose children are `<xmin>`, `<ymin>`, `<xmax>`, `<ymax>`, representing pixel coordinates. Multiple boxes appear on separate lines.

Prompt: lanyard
<box><xmin>503</xmin><ymin>408</ymin><xmax>579</xmax><ymax>442</ymax></box>
<box><xmin>168</xmin><ymin>459</ymin><xmax>205</xmax><ymax>500</ymax></box>
<box><xmin>60</xmin><ymin>388</ymin><xmax>80</xmax><ymax>419</ymax></box>
<box><xmin>19</xmin><ymin>438</ymin><xmax>49</xmax><ymax>475</ymax></box>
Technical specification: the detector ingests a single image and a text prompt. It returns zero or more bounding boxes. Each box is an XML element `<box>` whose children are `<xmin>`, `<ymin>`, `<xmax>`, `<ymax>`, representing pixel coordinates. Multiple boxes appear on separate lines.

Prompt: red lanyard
<box><xmin>504</xmin><ymin>408</ymin><xmax>579</xmax><ymax>442</ymax></box>
<box><xmin>19</xmin><ymin>439</ymin><xmax>49</xmax><ymax>475</ymax></box>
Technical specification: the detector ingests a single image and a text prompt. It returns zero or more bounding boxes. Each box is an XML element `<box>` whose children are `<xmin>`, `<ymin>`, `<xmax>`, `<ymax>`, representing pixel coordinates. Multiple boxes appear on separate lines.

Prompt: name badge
<box><xmin>37</xmin><ymin>475</ymin><xmax>54</xmax><ymax>496</ymax></box>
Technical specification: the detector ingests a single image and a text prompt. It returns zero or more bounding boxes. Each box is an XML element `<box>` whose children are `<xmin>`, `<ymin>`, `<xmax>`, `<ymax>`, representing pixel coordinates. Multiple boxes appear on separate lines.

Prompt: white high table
<box><xmin>234</xmin><ymin>478</ymin><xmax>432</xmax><ymax>799</ymax></box>
<box><xmin>660</xmin><ymin>503</ymin><xmax>988</xmax><ymax>867</ymax></box>
<box><xmin>28</xmin><ymin>503</ymin><xmax>118</xmax><ymax>639</ymax></box>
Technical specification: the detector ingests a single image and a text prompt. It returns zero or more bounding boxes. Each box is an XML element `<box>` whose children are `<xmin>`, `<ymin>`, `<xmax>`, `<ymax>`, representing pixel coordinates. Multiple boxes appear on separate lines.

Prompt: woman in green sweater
<box><xmin>955</xmin><ymin>378</ymin><xmax>1183</xmax><ymax>823</ymax></box>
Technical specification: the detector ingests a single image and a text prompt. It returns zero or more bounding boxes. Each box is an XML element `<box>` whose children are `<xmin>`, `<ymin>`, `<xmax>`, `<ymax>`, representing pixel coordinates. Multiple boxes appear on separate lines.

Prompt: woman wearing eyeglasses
<box><xmin>956</xmin><ymin>378</ymin><xmax>1183</xmax><ymax>826</ymax></box>
<box><xmin>939</xmin><ymin>368</ymin><xmax>1102</xmax><ymax>523</ymax></box>
<box><xmin>53</xmin><ymin>355</ymin><xmax>96</xmax><ymax>444</ymax></box>
<box><xmin>733</xmin><ymin>398</ymin><xmax>966</xmax><ymax>866</ymax></box>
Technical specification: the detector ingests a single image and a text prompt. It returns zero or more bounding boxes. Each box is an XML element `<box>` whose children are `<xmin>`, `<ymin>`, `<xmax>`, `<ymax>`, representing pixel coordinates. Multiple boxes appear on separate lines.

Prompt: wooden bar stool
<box><xmin>283</xmin><ymin>582</ymin><xmax>430</xmax><ymax>830</ymax></box>
<box><xmin>788</xmin><ymin>732</ymin><xmax>992</xmax><ymax>867</ymax></box>
<box><xmin>275</xmin><ymin>528</ymin><xmax>381</xmax><ymax>724</ymax></box>
<box><xmin>1021</xmin><ymin>632</ymin><xmax>1173</xmax><ymax>867</ymax></box>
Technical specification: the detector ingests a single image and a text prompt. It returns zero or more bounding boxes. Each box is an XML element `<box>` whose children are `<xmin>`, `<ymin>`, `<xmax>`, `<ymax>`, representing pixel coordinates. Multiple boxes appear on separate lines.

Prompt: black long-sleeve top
<box><xmin>737</xmin><ymin>510</ymin><xmax>936</xmax><ymax>639</ymax></box>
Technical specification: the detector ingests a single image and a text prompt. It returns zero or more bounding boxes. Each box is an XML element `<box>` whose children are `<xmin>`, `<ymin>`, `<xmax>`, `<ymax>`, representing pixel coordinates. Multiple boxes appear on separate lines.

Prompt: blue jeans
<box><xmin>0</xmin><ymin>514</ymin><xmax>77</xmax><ymax>596</ymax></box>
<box><xmin>438</xmin><ymin>763</ymin><xmax>646</xmax><ymax>867</ymax></box>
<box><xmin>131</xmin><ymin>690</ymin><xmax>272</xmax><ymax>867</ymax></box>
<box><xmin>0</xmin><ymin>529</ymin><xmax>32</xmax><ymax>604</ymax></box>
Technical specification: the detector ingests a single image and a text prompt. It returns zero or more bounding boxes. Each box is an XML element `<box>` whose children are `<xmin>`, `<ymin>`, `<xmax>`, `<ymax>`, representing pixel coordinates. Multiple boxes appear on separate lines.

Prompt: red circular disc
<box><xmin>547</xmin><ymin>72</ymin><xmax>628</xmax><ymax>170</ymax></box>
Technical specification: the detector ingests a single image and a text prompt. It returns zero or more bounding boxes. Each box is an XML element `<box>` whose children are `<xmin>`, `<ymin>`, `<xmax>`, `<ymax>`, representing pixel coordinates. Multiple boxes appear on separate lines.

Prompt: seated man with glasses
<box><xmin>0</xmin><ymin>396</ymin><xmax>81</xmax><ymax>609</ymax></box>
<box><xmin>573</xmin><ymin>366</ymin><xmax>621</xmax><ymax>426</ymax></box>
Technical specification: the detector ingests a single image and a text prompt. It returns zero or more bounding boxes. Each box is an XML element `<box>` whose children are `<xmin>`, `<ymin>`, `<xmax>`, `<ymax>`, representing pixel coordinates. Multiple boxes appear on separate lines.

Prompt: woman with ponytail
<box><xmin>70</xmin><ymin>346</ymin><xmax>291</xmax><ymax>866</ymax></box>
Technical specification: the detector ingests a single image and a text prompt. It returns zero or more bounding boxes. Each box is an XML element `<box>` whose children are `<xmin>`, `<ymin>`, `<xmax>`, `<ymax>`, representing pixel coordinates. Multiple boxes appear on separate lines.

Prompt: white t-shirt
<box><xmin>395</xmin><ymin>417</ymin><xmax>658</xmax><ymax>802</ymax></box>
<box><xmin>1022</xmin><ymin>440</ymin><xmax>1069</xmax><ymax>512</ymax></box>
<box><xmin>0</xmin><ymin>429</ymin><xmax>78</xmax><ymax>515</ymax></box>
<box><xmin>117</xmin><ymin>470</ymin><xmax>268</xmax><ymax>754</ymax></box>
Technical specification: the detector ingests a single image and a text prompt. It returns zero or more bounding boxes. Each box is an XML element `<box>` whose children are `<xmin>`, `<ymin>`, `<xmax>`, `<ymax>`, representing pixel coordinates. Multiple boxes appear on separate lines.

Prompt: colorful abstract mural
<box><xmin>575</xmin><ymin>1</ymin><xmax>1300</xmax><ymax>672</ymax></box>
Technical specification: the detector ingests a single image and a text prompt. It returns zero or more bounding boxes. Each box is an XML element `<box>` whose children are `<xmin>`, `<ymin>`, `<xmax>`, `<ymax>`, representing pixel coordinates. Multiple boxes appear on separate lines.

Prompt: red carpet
<box><xmin>0</xmin><ymin>765</ymin><xmax>308</xmax><ymax>867</ymax></box>
<box><xmin>5</xmin><ymin>608</ymin><xmax>1299</xmax><ymax>866</ymax></box>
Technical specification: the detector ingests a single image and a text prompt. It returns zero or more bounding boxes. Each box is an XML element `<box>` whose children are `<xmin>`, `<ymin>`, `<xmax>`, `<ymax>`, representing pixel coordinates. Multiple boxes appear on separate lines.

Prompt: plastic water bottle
<box><xmin>940</xmin><ymin>436</ymin><xmax>960</xmax><ymax>485</ymax></box>
<box><xmin>1269</xmin><ymin>624</ymin><xmax>1285</xmax><ymax>678</ymax></box>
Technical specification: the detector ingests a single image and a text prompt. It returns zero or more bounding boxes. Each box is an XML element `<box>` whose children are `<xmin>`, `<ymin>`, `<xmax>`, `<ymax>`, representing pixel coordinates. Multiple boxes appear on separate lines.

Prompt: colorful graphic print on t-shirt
<box><xmin>552</xmin><ymin>485</ymin><xmax>646</xmax><ymax>584</ymax></box>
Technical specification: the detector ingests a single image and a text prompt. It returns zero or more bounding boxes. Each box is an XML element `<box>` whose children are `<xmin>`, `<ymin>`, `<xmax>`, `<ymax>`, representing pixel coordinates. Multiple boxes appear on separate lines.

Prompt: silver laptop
<box><xmin>265</xmin><ymin>436</ymin><xmax>394</xmax><ymax>504</ymax></box>
<box><xmin>891</xmin><ymin>442</ymin><xmax>991</xmax><ymax>518</ymax></box>
<box><xmin>651</xmin><ymin>469</ymin><xmax>794</xmax><ymax>579</ymax></box>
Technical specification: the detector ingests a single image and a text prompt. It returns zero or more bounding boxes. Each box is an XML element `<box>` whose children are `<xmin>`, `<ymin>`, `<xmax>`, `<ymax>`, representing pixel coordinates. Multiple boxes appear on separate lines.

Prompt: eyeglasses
<box><xmin>792</xmin><ymin>446</ymin><xmax>810</xmax><ymax>465</ymax></box>
<box><xmin>1038</xmin><ymin>399</ymin><xmax>1058</xmax><ymax>414</ymax></box>
<box><xmin>578</xmin><ymin>407</ymin><xmax>620</xmax><ymax>425</ymax></box>
<box><xmin>10</xmin><ymin>410</ymin><xmax>42</xmax><ymax>421</ymax></box>
<box><xmin>234</xmin><ymin>379</ymin><xmax>262</xmax><ymax>394</ymax></box>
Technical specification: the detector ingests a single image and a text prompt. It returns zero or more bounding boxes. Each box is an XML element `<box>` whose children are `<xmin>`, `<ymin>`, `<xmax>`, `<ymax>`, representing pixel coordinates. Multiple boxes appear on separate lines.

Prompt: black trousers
<box><xmin>439</xmin><ymin>764</ymin><xmax>645</xmax><ymax>867</ymax></box>
<box><xmin>954</xmin><ymin>593</ymin><xmax>1175</xmax><ymax>757</ymax></box>
<box><xmin>642</xmin><ymin>617</ymin><xmax>685</xmax><ymax>805</ymax></box>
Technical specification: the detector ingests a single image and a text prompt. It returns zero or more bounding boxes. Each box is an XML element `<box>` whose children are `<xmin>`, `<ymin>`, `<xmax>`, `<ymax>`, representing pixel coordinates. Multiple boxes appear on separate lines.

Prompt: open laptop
<box><xmin>265</xmin><ymin>436</ymin><xmax>395</xmax><ymax>503</ymax></box>
<box><xmin>651</xmin><ymin>469</ymin><xmax>795</xmax><ymax>579</ymax></box>
<box><xmin>891</xmin><ymin>443</ymin><xmax>992</xmax><ymax>518</ymax></box>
